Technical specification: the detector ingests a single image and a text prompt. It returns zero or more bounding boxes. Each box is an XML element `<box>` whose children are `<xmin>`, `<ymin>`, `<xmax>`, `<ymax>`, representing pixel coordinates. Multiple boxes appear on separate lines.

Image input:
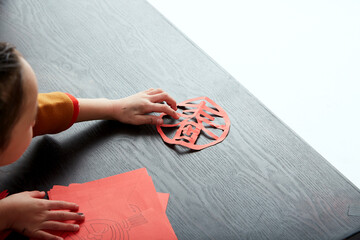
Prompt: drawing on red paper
<box><xmin>60</xmin><ymin>209</ymin><xmax>149</xmax><ymax>239</ymax></box>
<box><xmin>60</xmin><ymin>219</ymin><xmax>124</xmax><ymax>240</ymax></box>
<box><xmin>156</xmin><ymin>97</ymin><xmax>230</xmax><ymax>150</ymax></box>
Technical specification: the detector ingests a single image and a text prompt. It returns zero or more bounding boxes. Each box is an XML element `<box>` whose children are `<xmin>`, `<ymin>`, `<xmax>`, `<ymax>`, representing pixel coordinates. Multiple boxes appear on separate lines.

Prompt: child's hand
<box><xmin>0</xmin><ymin>191</ymin><xmax>84</xmax><ymax>240</ymax></box>
<box><xmin>111</xmin><ymin>88</ymin><xmax>179</xmax><ymax>125</ymax></box>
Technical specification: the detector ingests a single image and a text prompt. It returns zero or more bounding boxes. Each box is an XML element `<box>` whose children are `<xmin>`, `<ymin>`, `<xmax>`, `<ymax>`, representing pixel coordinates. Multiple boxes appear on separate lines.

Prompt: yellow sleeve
<box><xmin>32</xmin><ymin>92</ymin><xmax>79</xmax><ymax>137</ymax></box>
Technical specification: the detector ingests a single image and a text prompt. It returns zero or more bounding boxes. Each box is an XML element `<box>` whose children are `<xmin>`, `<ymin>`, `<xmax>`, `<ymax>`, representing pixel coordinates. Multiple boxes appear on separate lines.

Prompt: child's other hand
<box><xmin>111</xmin><ymin>88</ymin><xmax>179</xmax><ymax>125</ymax></box>
<box><xmin>0</xmin><ymin>191</ymin><xmax>84</xmax><ymax>240</ymax></box>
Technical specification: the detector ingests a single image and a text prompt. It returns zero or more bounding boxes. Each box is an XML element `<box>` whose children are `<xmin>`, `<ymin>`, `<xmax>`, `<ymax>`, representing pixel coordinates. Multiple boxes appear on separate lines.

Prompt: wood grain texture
<box><xmin>1</xmin><ymin>0</ymin><xmax>360</xmax><ymax>239</ymax></box>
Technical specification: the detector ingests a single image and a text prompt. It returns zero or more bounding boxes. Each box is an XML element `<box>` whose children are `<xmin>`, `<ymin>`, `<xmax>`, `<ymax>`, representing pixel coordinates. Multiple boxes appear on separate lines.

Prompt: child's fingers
<box><xmin>29</xmin><ymin>229</ymin><xmax>63</xmax><ymax>240</ymax></box>
<box><xmin>41</xmin><ymin>221</ymin><xmax>79</xmax><ymax>232</ymax></box>
<box><xmin>47</xmin><ymin>211</ymin><xmax>85</xmax><ymax>222</ymax></box>
<box><xmin>28</xmin><ymin>191</ymin><xmax>46</xmax><ymax>199</ymax></box>
<box><xmin>144</xmin><ymin>88</ymin><xmax>155</xmax><ymax>93</ymax></box>
<box><xmin>133</xmin><ymin>115</ymin><xmax>162</xmax><ymax>125</ymax></box>
<box><xmin>150</xmin><ymin>92</ymin><xmax>177</xmax><ymax>111</ymax></box>
<box><xmin>146</xmin><ymin>88</ymin><xmax>163</xmax><ymax>95</ymax></box>
<box><xmin>149</xmin><ymin>104</ymin><xmax>179</xmax><ymax>120</ymax></box>
<box><xmin>46</xmin><ymin>200</ymin><xmax>79</xmax><ymax>211</ymax></box>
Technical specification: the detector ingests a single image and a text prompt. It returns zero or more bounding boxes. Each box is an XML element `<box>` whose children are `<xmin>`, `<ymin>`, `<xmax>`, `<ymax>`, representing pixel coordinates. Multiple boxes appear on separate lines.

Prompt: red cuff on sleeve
<box><xmin>0</xmin><ymin>190</ymin><xmax>11</xmax><ymax>240</ymax></box>
<box><xmin>0</xmin><ymin>230</ymin><xmax>11</xmax><ymax>240</ymax></box>
<box><xmin>65</xmin><ymin>93</ymin><xmax>79</xmax><ymax>128</ymax></box>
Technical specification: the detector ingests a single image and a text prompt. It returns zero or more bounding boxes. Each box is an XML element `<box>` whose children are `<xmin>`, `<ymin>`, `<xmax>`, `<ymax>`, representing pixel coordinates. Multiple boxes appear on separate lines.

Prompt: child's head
<box><xmin>0</xmin><ymin>42</ymin><xmax>38</xmax><ymax>166</ymax></box>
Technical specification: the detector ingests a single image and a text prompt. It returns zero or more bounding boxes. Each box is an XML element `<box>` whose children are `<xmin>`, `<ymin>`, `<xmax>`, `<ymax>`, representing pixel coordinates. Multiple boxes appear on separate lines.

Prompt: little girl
<box><xmin>0</xmin><ymin>42</ymin><xmax>179</xmax><ymax>240</ymax></box>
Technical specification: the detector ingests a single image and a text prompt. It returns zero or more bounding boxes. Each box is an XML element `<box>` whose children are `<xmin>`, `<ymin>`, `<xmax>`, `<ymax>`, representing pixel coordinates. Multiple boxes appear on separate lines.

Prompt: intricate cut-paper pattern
<box><xmin>157</xmin><ymin>97</ymin><xmax>230</xmax><ymax>150</ymax></box>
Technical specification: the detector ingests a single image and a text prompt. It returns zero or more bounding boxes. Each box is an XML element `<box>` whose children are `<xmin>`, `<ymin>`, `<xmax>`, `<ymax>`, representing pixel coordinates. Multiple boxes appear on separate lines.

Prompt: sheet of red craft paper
<box><xmin>49</xmin><ymin>173</ymin><xmax>163</xmax><ymax>213</ymax></box>
<box><xmin>48</xmin><ymin>168</ymin><xmax>147</xmax><ymax>202</ymax></box>
<box><xmin>57</xmin><ymin>206</ymin><xmax>176</xmax><ymax>240</ymax></box>
<box><xmin>71</xmin><ymin>167</ymin><xmax>148</xmax><ymax>190</ymax></box>
<box><xmin>46</xmin><ymin>199</ymin><xmax>176</xmax><ymax>239</ymax></box>
<box><xmin>51</xmin><ymin>175</ymin><xmax>164</xmax><ymax>217</ymax></box>
<box><xmin>157</xmin><ymin>192</ymin><xmax>170</xmax><ymax>212</ymax></box>
<box><xmin>157</xmin><ymin>96</ymin><xmax>231</xmax><ymax>150</ymax></box>
<box><xmin>47</xmin><ymin>168</ymin><xmax>176</xmax><ymax>239</ymax></box>
<box><xmin>49</xmin><ymin>190</ymin><xmax>168</xmax><ymax>213</ymax></box>
<box><xmin>83</xmin><ymin>192</ymin><xmax>176</xmax><ymax>238</ymax></box>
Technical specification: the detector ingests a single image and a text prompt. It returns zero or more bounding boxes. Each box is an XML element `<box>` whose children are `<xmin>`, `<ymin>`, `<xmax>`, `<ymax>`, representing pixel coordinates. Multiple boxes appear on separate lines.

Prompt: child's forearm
<box><xmin>76</xmin><ymin>98</ymin><xmax>114</xmax><ymax>122</ymax></box>
<box><xmin>75</xmin><ymin>89</ymin><xmax>179</xmax><ymax>125</ymax></box>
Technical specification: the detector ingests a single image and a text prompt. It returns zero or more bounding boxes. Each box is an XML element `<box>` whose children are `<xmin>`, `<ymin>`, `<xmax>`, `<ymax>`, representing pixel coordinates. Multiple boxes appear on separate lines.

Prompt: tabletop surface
<box><xmin>148</xmin><ymin>0</ymin><xmax>360</xmax><ymax>189</ymax></box>
<box><xmin>1</xmin><ymin>0</ymin><xmax>360</xmax><ymax>239</ymax></box>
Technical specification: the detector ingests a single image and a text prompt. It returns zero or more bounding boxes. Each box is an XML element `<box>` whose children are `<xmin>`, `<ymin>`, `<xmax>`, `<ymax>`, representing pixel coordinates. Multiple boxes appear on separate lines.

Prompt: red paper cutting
<box><xmin>157</xmin><ymin>96</ymin><xmax>230</xmax><ymax>150</ymax></box>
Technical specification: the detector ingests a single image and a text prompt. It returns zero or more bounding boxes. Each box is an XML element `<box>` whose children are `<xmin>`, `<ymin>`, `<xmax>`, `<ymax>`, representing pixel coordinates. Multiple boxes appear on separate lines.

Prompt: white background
<box><xmin>148</xmin><ymin>0</ymin><xmax>360</xmax><ymax>188</ymax></box>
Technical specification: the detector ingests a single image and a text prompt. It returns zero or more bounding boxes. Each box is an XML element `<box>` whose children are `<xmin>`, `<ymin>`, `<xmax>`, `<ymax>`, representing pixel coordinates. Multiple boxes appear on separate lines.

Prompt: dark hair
<box><xmin>0</xmin><ymin>42</ymin><xmax>23</xmax><ymax>151</ymax></box>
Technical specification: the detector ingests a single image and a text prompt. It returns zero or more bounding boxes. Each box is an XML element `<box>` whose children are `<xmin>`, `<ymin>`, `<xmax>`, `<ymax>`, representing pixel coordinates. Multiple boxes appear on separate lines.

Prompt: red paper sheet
<box><xmin>157</xmin><ymin>96</ymin><xmax>230</xmax><ymax>150</ymax></box>
<box><xmin>157</xmin><ymin>192</ymin><xmax>170</xmax><ymax>212</ymax></box>
<box><xmin>47</xmin><ymin>168</ymin><xmax>177</xmax><ymax>240</ymax></box>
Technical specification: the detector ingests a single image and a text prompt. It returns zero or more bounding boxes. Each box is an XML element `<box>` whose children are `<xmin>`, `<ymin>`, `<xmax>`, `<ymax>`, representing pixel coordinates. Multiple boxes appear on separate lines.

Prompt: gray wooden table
<box><xmin>1</xmin><ymin>0</ymin><xmax>360</xmax><ymax>239</ymax></box>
